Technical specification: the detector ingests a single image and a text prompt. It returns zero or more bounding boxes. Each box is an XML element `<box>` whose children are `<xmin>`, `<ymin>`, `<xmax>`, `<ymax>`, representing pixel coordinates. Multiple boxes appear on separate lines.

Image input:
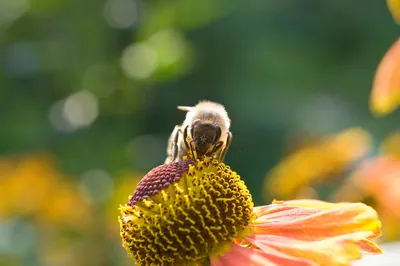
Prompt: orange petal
<box><xmin>252</xmin><ymin>200</ymin><xmax>382</xmax><ymax>253</ymax></box>
<box><xmin>210</xmin><ymin>243</ymin><xmax>317</xmax><ymax>266</ymax></box>
<box><xmin>370</xmin><ymin>38</ymin><xmax>400</xmax><ymax>116</ymax></box>
<box><xmin>246</xmin><ymin>233</ymin><xmax>367</xmax><ymax>266</ymax></box>
<box><xmin>388</xmin><ymin>0</ymin><xmax>400</xmax><ymax>23</ymax></box>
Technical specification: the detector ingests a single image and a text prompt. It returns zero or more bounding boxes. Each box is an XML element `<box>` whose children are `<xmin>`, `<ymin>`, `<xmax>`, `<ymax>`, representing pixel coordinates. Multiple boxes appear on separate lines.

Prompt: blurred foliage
<box><xmin>1</xmin><ymin>0</ymin><xmax>400</xmax><ymax>265</ymax></box>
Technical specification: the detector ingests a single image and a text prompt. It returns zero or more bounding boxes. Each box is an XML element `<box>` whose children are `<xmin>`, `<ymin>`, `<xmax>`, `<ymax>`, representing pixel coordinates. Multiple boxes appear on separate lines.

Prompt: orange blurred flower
<box><xmin>265</xmin><ymin>128</ymin><xmax>371</xmax><ymax>199</ymax></box>
<box><xmin>388</xmin><ymin>0</ymin><xmax>400</xmax><ymax>23</ymax></box>
<box><xmin>351</xmin><ymin>156</ymin><xmax>400</xmax><ymax>217</ymax></box>
<box><xmin>370</xmin><ymin>38</ymin><xmax>400</xmax><ymax>116</ymax></box>
<box><xmin>371</xmin><ymin>1</ymin><xmax>400</xmax><ymax>115</ymax></box>
<box><xmin>333</xmin><ymin>153</ymin><xmax>400</xmax><ymax>241</ymax></box>
<box><xmin>332</xmin><ymin>129</ymin><xmax>400</xmax><ymax>241</ymax></box>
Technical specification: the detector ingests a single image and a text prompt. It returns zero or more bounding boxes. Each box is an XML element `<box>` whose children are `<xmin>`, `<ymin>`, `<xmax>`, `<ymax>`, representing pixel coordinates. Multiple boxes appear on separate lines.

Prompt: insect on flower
<box><xmin>165</xmin><ymin>101</ymin><xmax>232</xmax><ymax>163</ymax></box>
<box><xmin>119</xmin><ymin>101</ymin><xmax>382</xmax><ymax>266</ymax></box>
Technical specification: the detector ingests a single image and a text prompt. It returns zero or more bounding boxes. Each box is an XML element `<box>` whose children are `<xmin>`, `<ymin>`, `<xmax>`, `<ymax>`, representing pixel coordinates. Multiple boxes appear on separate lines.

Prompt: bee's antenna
<box><xmin>177</xmin><ymin>106</ymin><xmax>192</xmax><ymax>112</ymax></box>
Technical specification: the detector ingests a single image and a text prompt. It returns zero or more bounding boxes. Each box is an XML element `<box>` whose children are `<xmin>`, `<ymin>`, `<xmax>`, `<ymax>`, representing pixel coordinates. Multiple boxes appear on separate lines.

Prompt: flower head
<box><xmin>119</xmin><ymin>157</ymin><xmax>254</xmax><ymax>265</ymax></box>
<box><xmin>119</xmin><ymin>158</ymin><xmax>382</xmax><ymax>266</ymax></box>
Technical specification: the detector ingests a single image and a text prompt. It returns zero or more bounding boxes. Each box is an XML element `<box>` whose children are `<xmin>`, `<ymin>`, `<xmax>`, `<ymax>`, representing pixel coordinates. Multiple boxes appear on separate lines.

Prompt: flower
<box><xmin>370</xmin><ymin>1</ymin><xmax>400</xmax><ymax>116</ymax></box>
<box><xmin>0</xmin><ymin>153</ymin><xmax>92</xmax><ymax>229</ymax></box>
<box><xmin>264</xmin><ymin>128</ymin><xmax>371</xmax><ymax>199</ymax></box>
<box><xmin>388</xmin><ymin>0</ymin><xmax>400</xmax><ymax>23</ymax></box>
<box><xmin>347</xmin><ymin>156</ymin><xmax>400</xmax><ymax>240</ymax></box>
<box><xmin>119</xmin><ymin>158</ymin><xmax>382</xmax><ymax>266</ymax></box>
<box><xmin>370</xmin><ymin>38</ymin><xmax>400</xmax><ymax>116</ymax></box>
<box><xmin>381</xmin><ymin>131</ymin><xmax>400</xmax><ymax>158</ymax></box>
<box><xmin>332</xmin><ymin>132</ymin><xmax>400</xmax><ymax>241</ymax></box>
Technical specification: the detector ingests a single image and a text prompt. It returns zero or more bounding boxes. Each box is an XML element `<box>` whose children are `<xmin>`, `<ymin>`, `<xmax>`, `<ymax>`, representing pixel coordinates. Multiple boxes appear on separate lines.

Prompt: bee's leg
<box><xmin>182</xmin><ymin>125</ymin><xmax>190</xmax><ymax>151</ymax></box>
<box><xmin>219</xmin><ymin>131</ymin><xmax>232</xmax><ymax>162</ymax></box>
<box><xmin>209</xmin><ymin>141</ymin><xmax>223</xmax><ymax>157</ymax></box>
<box><xmin>183</xmin><ymin>126</ymin><xmax>196</xmax><ymax>160</ymax></box>
<box><xmin>189</xmin><ymin>140</ymin><xmax>198</xmax><ymax>160</ymax></box>
<box><xmin>214</xmin><ymin>126</ymin><xmax>222</xmax><ymax>143</ymax></box>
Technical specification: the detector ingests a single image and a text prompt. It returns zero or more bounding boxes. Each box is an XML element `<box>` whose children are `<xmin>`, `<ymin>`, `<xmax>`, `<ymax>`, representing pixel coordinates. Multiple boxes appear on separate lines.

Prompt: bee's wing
<box><xmin>177</xmin><ymin>106</ymin><xmax>193</xmax><ymax>112</ymax></box>
<box><xmin>165</xmin><ymin>125</ymin><xmax>181</xmax><ymax>164</ymax></box>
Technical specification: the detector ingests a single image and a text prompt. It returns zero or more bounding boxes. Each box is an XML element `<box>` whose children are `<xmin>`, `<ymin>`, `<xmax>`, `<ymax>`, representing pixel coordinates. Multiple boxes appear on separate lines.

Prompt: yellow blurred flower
<box><xmin>120</xmin><ymin>158</ymin><xmax>382</xmax><ymax>266</ymax></box>
<box><xmin>264</xmin><ymin>128</ymin><xmax>371</xmax><ymax>199</ymax></box>
<box><xmin>0</xmin><ymin>154</ymin><xmax>58</xmax><ymax>217</ymax></box>
<box><xmin>370</xmin><ymin>38</ymin><xmax>400</xmax><ymax>116</ymax></box>
<box><xmin>0</xmin><ymin>153</ymin><xmax>92</xmax><ymax>230</ymax></box>
<box><xmin>39</xmin><ymin>181</ymin><xmax>92</xmax><ymax>229</ymax></box>
<box><xmin>388</xmin><ymin>0</ymin><xmax>400</xmax><ymax>23</ymax></box>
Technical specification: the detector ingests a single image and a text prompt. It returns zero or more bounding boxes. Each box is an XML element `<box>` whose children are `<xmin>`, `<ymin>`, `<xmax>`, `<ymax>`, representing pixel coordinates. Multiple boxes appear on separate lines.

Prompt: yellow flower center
<box><xmin>119</xmin><ymin>157</ymin><xmax>255</xmax><ymax>266</ymax></box>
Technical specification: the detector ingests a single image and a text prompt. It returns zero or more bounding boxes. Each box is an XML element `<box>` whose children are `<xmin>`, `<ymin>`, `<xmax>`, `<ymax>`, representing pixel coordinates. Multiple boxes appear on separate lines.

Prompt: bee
<box><xmin>165</xmin><ymin>101</ymin><xmax>232</xmax><ymax>163</ymax></box>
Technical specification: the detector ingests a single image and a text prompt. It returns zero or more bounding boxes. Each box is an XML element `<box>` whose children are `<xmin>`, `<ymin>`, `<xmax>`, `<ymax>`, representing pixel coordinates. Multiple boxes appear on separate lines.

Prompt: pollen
<box><xmin>119</xmin><ymin>158</ymin><xmax>255</xmax><ymax>266</ymax></box>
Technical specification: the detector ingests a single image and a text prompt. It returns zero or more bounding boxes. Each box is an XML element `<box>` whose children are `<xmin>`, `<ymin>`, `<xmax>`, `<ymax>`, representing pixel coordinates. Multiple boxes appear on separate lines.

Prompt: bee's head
<box><xmin>191</xmin><ymin>120</ymin><xmax>221</xmax><ymax>145</ymax></box>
